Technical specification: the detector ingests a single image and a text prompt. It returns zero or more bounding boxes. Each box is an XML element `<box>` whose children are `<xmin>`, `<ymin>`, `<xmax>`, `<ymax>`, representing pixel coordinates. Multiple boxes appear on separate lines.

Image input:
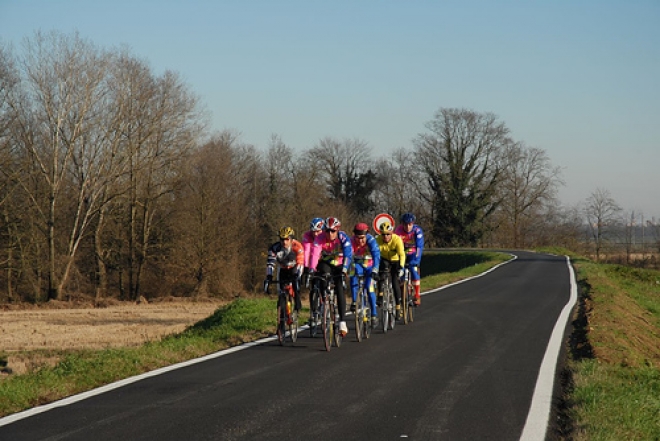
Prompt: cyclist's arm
<box><xmin>394</xmin><ymin>235</ymin><xmax>406</xmax><ymax>268</ymax></box>
<box><xmin>367</xmin><ymin>235</ymin><xmax>380</xmax><ymax>271</ymax></box>
<box><xmin>411</xmin><ymin>226</ymin><xmax>424</xmax><ymax>265</ymax></box>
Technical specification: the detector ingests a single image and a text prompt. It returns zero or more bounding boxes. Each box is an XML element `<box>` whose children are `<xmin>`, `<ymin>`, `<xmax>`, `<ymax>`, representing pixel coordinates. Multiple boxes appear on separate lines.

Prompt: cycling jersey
<box><xmin>266</xmin><ymin>239</ymin><xmax>304</xmax><ymax>277</ymax></box>
<box><xmin>301</xmin><ymin>230</ymin><xmax>317</xmax><ymax>268</ymax></box>
<box><xmin>376</xmin><ymin>233</ymin><xmax>406</xmax><ymax>267</ymax></box>
<box><xmin>351</xmin><ymin>233</ymin><xmax>380</xmax><ymax>270</ymax></box>
<box><xmin>309</xmin><ymin>230</ymin><xmax>352</xmax><ymax>271</ymax></box>
<box><xmin>394</xmin><ymin>224</ymin><xmax>424</xmax><ymax>266</ymax></box>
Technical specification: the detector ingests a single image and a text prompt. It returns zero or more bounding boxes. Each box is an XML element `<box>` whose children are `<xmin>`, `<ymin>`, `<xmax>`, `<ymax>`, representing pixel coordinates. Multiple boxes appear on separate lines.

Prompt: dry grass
<box><xmin>0</xmin><ymin>298</ymin><xmax>225</xmax><ymax>375</ymax></box>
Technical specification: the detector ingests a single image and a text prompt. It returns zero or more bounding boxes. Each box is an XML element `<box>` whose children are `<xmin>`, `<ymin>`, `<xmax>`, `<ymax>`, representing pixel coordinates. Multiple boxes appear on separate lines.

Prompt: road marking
<box><xmin>0</xmin><ymin>335</ymin><xmax>278</xmax><ymax>427</ymax></box>
<box><xmin>519</xmin><ymin>255</ymin><xmax>578</xmax><ymax>441</ymax></box>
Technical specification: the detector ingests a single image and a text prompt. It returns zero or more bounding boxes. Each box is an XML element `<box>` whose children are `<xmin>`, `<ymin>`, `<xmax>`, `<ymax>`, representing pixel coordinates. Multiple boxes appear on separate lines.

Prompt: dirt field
<box><xmin>0</xmin><ymin>299</ymin><xmax>225</xmax><ymax>375</ymax></box>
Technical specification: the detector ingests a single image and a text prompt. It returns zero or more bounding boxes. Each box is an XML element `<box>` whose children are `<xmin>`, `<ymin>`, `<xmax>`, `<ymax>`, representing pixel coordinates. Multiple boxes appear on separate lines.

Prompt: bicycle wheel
<box><xmin>402</xmin><ymin>278</ymin><xmax>410</xmax><ymax>325</ymax></box>
<box><xmin>310</xmin><ymin>287</ymin><xmax>321</xmax><ymax>338</ymax></box>
<box><xmin>331</xmin><ymin>293</ymin><xmax>342</xmax><ymax>348</ymax></box>
<box><xmin>276</xmin><ymin>297</ymin><xmax>286</xmax><ymax>345</ymax></box>
<box><xmin>289</xmin><ymin>295</ymin><xmax>298</xmax><ymax>343</ymax></box>
<box><xmin>381</xmin><ymin>284</ymin><xmax>389</xmax><ymax>334</ymax></box>
<box><xmin>387</xmin><ymin>287</ymin><xmax>396</xmax><ymax>331</ymax></box>
<box><xmin>363</xmin><ymin>291</ymin><xmax>372</xmax><ymax>339</ymax></box>
<box><xmin>406</xmin><ymin>281</ymin><xmax>415</xmax><ymax>324</ymax></box>
<box><xmin>354</xmin><ymin>279</ymin><xmax>363</xmax><ymax>342</ymax></box>
<box><xmin>322</xmin><ymin>296</ymin><xmax>331</xmax><ymax>352</ymax></box>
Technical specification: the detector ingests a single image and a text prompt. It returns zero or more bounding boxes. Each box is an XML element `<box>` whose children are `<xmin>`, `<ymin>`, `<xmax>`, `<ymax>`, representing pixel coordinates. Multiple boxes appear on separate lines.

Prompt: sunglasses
<box><xmin>355</xmin><ymin>235</ymin><xmax>366</xmax><ymax>239</ymax></box>
<box><xmin>383</xmin><ymin>233</ymin><xmax>392</xmax><ymax>237</ymax></box>
<box><xmin>327</xmin><ymin>229</ymin><xmax>337</xmax><ymax>233</ymax></box>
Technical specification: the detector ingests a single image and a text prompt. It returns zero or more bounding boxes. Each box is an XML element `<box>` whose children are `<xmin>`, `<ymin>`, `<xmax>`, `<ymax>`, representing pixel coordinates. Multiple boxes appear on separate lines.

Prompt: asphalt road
<box><xmin>0</xmin><ymin>250</ymin><xmax>574</xmax><ymax>441</ymax></box>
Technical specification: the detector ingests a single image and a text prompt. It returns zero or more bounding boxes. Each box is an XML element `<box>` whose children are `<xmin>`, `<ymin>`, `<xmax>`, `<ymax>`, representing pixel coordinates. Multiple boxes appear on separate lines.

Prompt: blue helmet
<box><xmin>310</xmin><ymin>217</ymin><xmax>325</xmax><ymax>232</ymax></box>
<box><xmin>401</xmin><ymin>212</ymin><xmax>416</xmax><ymax>224</ymax></box>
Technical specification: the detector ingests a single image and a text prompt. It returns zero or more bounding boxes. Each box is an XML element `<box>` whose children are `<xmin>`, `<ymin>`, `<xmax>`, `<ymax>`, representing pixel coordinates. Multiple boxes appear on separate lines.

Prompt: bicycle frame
<box><xmin>270</xmin><ymin>279</ymin><xmax>298</xmax><ymax>345</ymax></box>
<box><xmin>379</xmin><ymin>270</ymin><xmax>395</xmax><ymax>333</ymax></box>
<box><xmin>311</xmin><ymin>272</ymin><xmax>342</xmax><ymax>351</ymax></box>
<box><xmin>402</xmin><ymin>266</ymin><xmax>415</xmax><ymax>324</ymax></box>
<box><xmin>354</xmin><ymin>274</ymin><xmax>372</xmax><ymax>342</ymax></box>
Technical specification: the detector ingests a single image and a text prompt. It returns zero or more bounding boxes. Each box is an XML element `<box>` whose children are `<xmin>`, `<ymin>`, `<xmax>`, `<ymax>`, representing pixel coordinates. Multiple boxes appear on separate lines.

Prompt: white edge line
<box><xmin>519</xmin><ymin>255</ymin><xmax>578</xmax><ymax>441</ymax></box>
<box><xmin>0</xmin><ymin>251</ymin><xmax>518</xmax><ymax>427</ymax></box>
<box><xmin>0</xmin><ymin>335</ymin><xmax>278</xmax><ymax>427</ymax></box>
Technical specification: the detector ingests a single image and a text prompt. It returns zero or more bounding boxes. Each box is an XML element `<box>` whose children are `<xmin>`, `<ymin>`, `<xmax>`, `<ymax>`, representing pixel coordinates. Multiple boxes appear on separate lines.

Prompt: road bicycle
<box><xmin>402</xmin><ymin>265</ymin><xmax>415</xmax><ymax>324</ymax></box>
<box><xmin>311</xmin><ymin>272</ymin><xmax>342</xmax><ymax>351</ymax></box>
<box><xmin>308</xmin><ymin>277</ymin><xmax>322</xmax><ymax>338</ymax></box>
<box><xmin>353</xmin><ymin>273</ymin><xmax>372</xmax><ymax>342</ymax></box>
<box><xmin>379</xmin><ymin>270</ymin><xmax>396</xmax><ymax>333</ymax></box>
<box><xmin>267</xmin><ymin>279</ymin><xmax>298</xmax><ymax>345</ymax></box>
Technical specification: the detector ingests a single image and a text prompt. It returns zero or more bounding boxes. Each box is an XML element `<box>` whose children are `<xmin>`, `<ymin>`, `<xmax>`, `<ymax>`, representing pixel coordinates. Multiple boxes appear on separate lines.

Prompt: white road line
<box><xmin>519</xmin><ymin>256</ymin><xmax>578</xmax><ymax>441</ymax></box>
<box><xmin>0</xmin><ymin>335</ymin><xmax>278</xmax><ymax>427</ymax></box>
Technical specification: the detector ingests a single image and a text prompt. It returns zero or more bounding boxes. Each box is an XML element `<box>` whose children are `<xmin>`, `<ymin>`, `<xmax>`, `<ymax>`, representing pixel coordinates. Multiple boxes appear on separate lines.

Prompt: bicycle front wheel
<box><xmin>289</xmin><ymin>298</ymin><xmax>298</xmax><ymax>343</ymax></box>
<box><xmin>332</xmin><ymin>296</ymin><xmax>342</xmax><ymax>348</ymax></box>
<box><xmin>322</xmin><ymin>299</ymin><xmax>331</xmax><ymax>352</ymax></box>
<box><xmin>406</xmin><ymin>282</ymin><xmax>415</xmax><ymax>324</ymax></box>
<box><xmin>354</xmin><ymin>286</ymin><xmax>363</xmax><ymax>342</ymax></box>
<box><xmin>380</xmin><ymin>288</ymin><xmax>389</xmax><ymax>334</ymax></box>
<box><xmin>402</xmin><ymin>279</ymin><xmax>410</xmax><ymax>325</ymax></box>
<box><xmin>276</xmin><ymin>298</ymin><xmax>286</xmax><ymax>345</ymax></box>
<box><xmin>363</xmin><ymin>293</ymin><xmax>372</xmax><ymax>339</ymax></box>
<box><xmin>387</xmin><ymin>288</ymin><xmax>396</xmax><ymax>331</ymax></box>
<box><xmin>310</xmin><ymin>287</ymin><xmax>321</xmax><ymax>338</ymax></box>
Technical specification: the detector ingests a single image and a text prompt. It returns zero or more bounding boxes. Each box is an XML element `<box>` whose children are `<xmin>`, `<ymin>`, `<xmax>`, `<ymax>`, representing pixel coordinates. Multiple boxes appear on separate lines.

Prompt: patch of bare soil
<box><xmin>0</xmin><ymin>298</ymin><xmax>226</xmax><ymax>375</ymax></box>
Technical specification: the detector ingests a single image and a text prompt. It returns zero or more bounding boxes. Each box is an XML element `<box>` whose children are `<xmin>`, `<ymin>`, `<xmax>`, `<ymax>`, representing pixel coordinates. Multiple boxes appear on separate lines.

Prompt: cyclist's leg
<box><xmin>365</xmin><ymin>269</ymin><xmax>377</xmax><ymax>318</ymax></box>
<box><xmin>410</xmin><ymin>264</ymin><xmax>421</xmax><ymax>304</ymax></box>
<box><xmin>378</xmin><ymin>259</ymin><xmax>391</xmax><ymax>306</ymax></box>
<box><xmin>282</xmin><ymin>268</ymin><xmax>301</xmax><ymax>311</ymax></box>
<box><xmin>333</xmin><ymin>265</ymin><xmax>346</xmax><ymax>322</ymax></box>
<box><xmin>391</xmin><ymin>262</ymin><xmax>402</xmax><ymax>305</ymax></box>
<box><xmin>349</xmin><ymin>265</ymin><xmax>361</xmax><ymax>307</ymax></box>
<box><xmin>391</xmin><ymin>261</ymin><xmax>402</xmax><ymax>317</ymax></box>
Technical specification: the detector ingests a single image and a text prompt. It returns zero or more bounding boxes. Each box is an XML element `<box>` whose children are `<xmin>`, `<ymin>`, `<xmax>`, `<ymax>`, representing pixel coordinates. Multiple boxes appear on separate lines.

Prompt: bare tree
<box><xmin>10</xmin><ymin>31</ymin><xmax>113</xmax><ymax>300</ymax></box>
<box><xmin>496</xmin><ymin>142</ymin><xmax>563</xmax><ymax>247</ymax></box>
<box><xmin>584</xmin><ymin>188</ymin><xmax>622</xmax><ymax>262</ymax></box>
<box><xmin>307</xmin><ymin>137</ymin><xmax>376</xmax><ymax>217</ymax></box>
<box><xmin>123</xmin><ymin>69</ymin><xmax>203</xmax><ymax>300</ymax></box>
<box><xmin>372</xmin><ymin>148</ymin><xmax>430</xmax><ymax>232</ymax></box>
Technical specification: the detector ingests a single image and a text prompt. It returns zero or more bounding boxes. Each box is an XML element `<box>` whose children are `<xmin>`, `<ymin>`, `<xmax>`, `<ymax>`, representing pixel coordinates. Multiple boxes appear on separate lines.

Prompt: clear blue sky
<box><xmin>2</xmin><ymin>1</ymin><xmax>659</xmax><ymax>219</ymax></box>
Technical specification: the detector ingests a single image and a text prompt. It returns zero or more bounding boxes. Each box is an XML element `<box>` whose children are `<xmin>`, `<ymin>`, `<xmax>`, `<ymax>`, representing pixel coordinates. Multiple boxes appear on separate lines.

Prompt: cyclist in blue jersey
<box><xmin>394</xmin><ymin>212</ymin><xmax>424</xmax><ymax>305</ymax></box>
<box><xmin>349</xmin><ymin>223</ymin><xmax>380</xmax><ymax>327</ymax></box>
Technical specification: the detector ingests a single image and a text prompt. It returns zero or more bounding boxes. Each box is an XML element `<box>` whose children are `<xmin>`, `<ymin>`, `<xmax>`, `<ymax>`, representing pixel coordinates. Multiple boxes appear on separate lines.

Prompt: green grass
<box><xmin>0</xmin><ymin>251</ymin><xmax>510</xmax><ymax>418</ymax></box>
<box><xmin>562</xmin><ymin>255</ymin><xmax>660</xmax><ymax>441</ymax></box>
<box><xmin>420</xmin><ymin>251</ymin><xmax>512</xmax><ymax>291</ymax></box>
<box><xmin>569</xmin><ymin>360</ymin><xmax>660</xmax><ymax>441</ymax></box>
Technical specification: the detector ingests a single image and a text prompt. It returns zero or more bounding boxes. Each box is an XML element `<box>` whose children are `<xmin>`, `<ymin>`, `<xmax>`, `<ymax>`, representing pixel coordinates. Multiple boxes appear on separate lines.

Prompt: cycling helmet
<box><xmin>325</xmin><ymin>217</ymin><xmax>341</xmax><ymax>231</ymax></box>
<box><xmin>310</xmin><ymin>217</ymin><xmax>325</xmax><ymax>232</ymax></box>
<box><xmin>379</xmin><ymin>221</ymin><xmax>394</xmax><ymax>234</ymax></box>
<box><xmin>401</xmin><ymin>212</ymin><xmax>416</xmax><ymax>224</ymax></box>
<box><xmin>278</xmin><ymin>226</ymin><xmax>295</xmax><ymax>239</ymax></box>
<box><xmin>353</xmin><ymin>223</ymin><xmax>369</xmax><ymax>235</ymax></box>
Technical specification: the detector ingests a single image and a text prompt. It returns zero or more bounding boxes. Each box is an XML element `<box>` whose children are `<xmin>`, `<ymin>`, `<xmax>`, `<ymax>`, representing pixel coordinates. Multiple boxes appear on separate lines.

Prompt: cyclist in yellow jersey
<box><xmin>375</xmin><ymin>221</ymin><xmax>406</xmax><ymax>318</ymax></box>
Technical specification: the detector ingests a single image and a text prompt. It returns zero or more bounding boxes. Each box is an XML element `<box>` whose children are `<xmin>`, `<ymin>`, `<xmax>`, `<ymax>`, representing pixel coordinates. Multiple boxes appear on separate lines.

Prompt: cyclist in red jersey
<box><xmin>394</xmin><ymin>212</ymin><xmax>424</xmax><ymax>305</ymax></box>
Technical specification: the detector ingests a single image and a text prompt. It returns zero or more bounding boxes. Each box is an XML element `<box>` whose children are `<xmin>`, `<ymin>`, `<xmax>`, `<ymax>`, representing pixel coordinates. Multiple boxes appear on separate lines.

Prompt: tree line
<box><xmin>1</xmin><ymin>31</ymin><xmax>586</xmax><ymax>303</ymax></box>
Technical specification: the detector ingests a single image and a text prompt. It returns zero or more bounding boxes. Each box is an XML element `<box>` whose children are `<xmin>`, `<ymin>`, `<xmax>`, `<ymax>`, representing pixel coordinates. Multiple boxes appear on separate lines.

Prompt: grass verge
<box><xmin>0</xmin><ymin>250</ymin><xmax>510</xmax><ymax>419</ymax></box>
<box><xmin>554</xmin><ymin>252</ymin><xmax>660</xmax><ymax>440</ymax></box>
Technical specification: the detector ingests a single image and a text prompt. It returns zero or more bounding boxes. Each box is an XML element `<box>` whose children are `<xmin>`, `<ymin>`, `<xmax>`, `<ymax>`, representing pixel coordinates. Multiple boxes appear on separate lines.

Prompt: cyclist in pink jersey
<box><xmin>302</xmin><ymin>217</ymin><xmax>324</xmax><ymax>325</ymax></box>
<box><xmin>309</xmin><ymin>217</ymin><xmax>352</xmax><ymax>337</ymax></box>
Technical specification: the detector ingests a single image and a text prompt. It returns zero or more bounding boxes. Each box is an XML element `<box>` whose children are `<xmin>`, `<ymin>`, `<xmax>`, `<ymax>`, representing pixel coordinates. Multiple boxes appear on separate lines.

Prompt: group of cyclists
<box><xmin>264</xmin><ymin>213</ymin><xmax>424</xmax><ymax>338</ymax></box>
